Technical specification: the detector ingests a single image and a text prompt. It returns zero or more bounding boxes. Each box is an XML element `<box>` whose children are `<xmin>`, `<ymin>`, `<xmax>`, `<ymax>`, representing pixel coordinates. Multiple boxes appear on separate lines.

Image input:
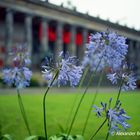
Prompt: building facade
<box><xmin>0</xmin><ymin>0</ymin><xmax>140</xmax><ymax>79</ymax></box>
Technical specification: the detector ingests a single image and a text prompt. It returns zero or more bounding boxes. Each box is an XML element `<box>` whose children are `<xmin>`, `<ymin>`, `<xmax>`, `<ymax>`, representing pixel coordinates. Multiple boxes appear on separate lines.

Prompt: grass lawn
<box><xmin>0</xmin><ymin>89</ymin><xmax>140</xmax><ymax>140</ymax></box>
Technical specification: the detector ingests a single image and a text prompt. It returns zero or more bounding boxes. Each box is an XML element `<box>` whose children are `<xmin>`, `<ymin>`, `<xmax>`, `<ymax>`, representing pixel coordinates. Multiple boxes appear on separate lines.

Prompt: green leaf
<box><xmin>1</xmin><ymin>134</ymin><xmax>13</xmax><ymax>140</ymax></box>
<box><xmin>24</xmin><ymin>135</ymin><xmax>45</xmax><ymax>140</ymax></box>
<box><xmin>24</xmin><ymin>136</ymin><xmax>38</xmax><ymax>140</ymax></box>
<box><xmin>58</xmin><ymin>133</ymin><xmax>73</xmax><ymax>140</ymax></box>
<box><xmin>49</xmin><ymin>133</ymin><xmax>85</xmax><ymax>140</ymax></box>
<box><xmin>60</xmin><ymin>133</ymin><xmax>84</xmax><ymax>140</ymax></box>
<box><xmin>49</xmin><ymin>135</ymin><xmax>60</xmax><ymax>140</ymax></box>
<box><xmin>38</xmin><ymin>136</ymin><xmax>46</xmax><ymax>140</ymax></box>
<box><xmin>72</xmin><ymin>135</ymin><xmax>84</xmax><ymax>140</ymax></box>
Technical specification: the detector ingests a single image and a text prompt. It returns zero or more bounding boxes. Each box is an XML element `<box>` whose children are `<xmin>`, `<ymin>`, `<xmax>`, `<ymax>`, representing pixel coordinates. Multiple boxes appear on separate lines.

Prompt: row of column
<box><xmin>5</xmin><ymin>9</ymin><xmax>140</xmax><ymax>75</ymax></box>
<box><xmin>5</xmin><ymin>9</ymin><xmax>89</xmax><ymax>66</ymax></box>
<box><xmin>40</xmin><ymin>19</ymin><xmax>88</xmax><ymax>60</ymax></box>
<box><xmin>128</xmin><ymin>40</ymin><xmax>140</xmax><ymax>76</ymax></box>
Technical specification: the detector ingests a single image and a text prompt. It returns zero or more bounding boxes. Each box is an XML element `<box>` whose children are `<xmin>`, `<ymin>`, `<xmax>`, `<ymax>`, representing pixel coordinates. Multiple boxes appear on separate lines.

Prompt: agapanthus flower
<box><xmin>93</xmin><ymin>99</ymin><xmax>130</xmax><ymax>135</ymax></box>
<box><xmin>121</xmin><ymin>72</ymin><xmax>137</xmax><ymax>91</ymax></box>
<box><xmin>82</xmin><ymin>31</ymin><xmax>128</xmax><ymax>71</ymax></box>
<box><xmin>107</xmin><ymin>108</ymin><xmax>130</xmax><ymax>135</ymax></box>
<box><xmin>107</xmin><ymin>63</ymin><xmax>137</xmax><ymax>91</ymax></box>
<box><xmin>10</xmin><ymin>44</ymin><xmax>31</xmax><ymax>66</ymax></box>
<box><xmin>42</xmin><ymin>52</ymin><xmax>83</xmax><ymax>87</ymax></box>
<box><xmin>2</xmin><ymin>44</ymin><xmax>32</xmax><ymax>89</ymax></box>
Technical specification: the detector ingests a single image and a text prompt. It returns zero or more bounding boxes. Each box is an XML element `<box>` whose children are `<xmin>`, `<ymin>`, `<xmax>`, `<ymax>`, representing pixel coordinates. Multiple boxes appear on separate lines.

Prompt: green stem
<box><xmin>66</xmin><ymin>72</ymin><xmax>95</xmax><ymax>137</ymax></box>
<box><xmin>115</xmin><ymin>80</ymin><xmax>124</xmax><ymax>107</ymax></box>
<box><xmin>82</xmin><ymin>70</ymin><xmax>104</xmax><ymax>135</ymax></box>
<box><xmin>65</xmin><ymin>66</ymin><xmax>89</xmax><ymax>132</ymax></box>
<box><xmin>105</xmin><ymin>130</ymin><xmax>110</xmax><ymax>140</ymax></box>
<box><xmin>17</xmin><ymin>89</ymin><xmax>31</xmax><ymax>136</ymax></box>
<box><xmin>67</xmin><ymin>58</ymin><xmax>102</xmax><ymax>137</ymax></box>
<box><xmin>89</xmin><ymin>118</ymin><xmax>107</xmax><ymax>140</ymax></box>
<box><xmin>43</xmin><ymin>71</ymin><xmax>59</xmax><ymax>140</ymax></box>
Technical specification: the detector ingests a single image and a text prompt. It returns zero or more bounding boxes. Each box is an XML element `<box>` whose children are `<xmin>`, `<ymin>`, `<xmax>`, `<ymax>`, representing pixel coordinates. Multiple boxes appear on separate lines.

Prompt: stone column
<box><xmin>56</xmin><ymin>21</ymin><xmax>63</xmax><ymax>60</ymax></box>
<box><xmin>82</xmin><ymin>28</ymin><xmax>88</xmax><ymax>56</ymax></box>
<box><xmin>70</xmin><ymin>25</ymin><xmax>76</xmax><ymax>56</ymax></box>
<box><xmin>83</xmin><ymin>28</ymin><xmax>88</xmax><ymax>48</ymax></box>
<box><xmin>5</xmin><ymin>9</ymin><xmax>14</xmax><ymax>65</ymax></box>
<box><xmin>40</xmin><ymin>18</ymin><xmax>49</xmax><ymax>58</ymax></box>
<box><xmin>128</xmin><ymin>40</ymin><xmax>135</xmax><ymax>64</ymax></box>
<box><xmin>24</xmin><ymin>14</ymin><xmax>32</xmax><ymax>61</ymax></box>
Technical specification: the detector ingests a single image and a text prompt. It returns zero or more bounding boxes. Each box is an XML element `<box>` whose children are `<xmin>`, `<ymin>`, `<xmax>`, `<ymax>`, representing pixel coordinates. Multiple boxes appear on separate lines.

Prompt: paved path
<box><xmin>0</xmin><ymin>87</ymin><xmax>121</xmax><ymax>95</ymax></box>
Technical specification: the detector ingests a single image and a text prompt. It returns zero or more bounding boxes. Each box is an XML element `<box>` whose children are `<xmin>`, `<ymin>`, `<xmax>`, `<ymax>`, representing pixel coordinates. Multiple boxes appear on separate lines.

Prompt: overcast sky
<box><xmin>49</xmin><ymin>0</ymin><xmax>140</xmax><ymax>30</ymax></box>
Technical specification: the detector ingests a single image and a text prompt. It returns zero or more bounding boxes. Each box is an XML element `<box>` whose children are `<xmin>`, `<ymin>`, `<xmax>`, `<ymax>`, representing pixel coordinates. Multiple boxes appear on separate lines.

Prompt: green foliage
<box><xmin>0</xmin><ymin>125</ymin><xmax>13</xmax><ymax>140</ymax></box>
<box><xmin>30</xmin><ymin>78</ymin><xmax>39</xmax><ymax>87</ymax></box>
<box><xmin>0</xmin><ymin>77</ymin><xmax>6</xmax><ymax>88</ymax></box>
<box><xmin>24</xmin><ymin>135</ymin><xmax>45</xmax><ymax>140</ymax></box>
<box><xmin>0</xmin><ymin>125</ymin><xmax>2</xmax><ymax>137</ymax></box>
<box><xmin>0</xmin><ymin>134</ymin><xmax>13</xmax><ymax>140</ymax></box>
<box><xmin>49</xmin><ymin>133</ymin><xmax>84</xmax><ymax>140</ymax></box>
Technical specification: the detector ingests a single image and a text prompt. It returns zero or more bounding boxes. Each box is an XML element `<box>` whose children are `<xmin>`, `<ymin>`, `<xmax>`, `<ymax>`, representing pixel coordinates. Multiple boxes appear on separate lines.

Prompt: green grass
<box><xmin>0</xmin><ymin>89</ymin><xmax>140</xmax><ymax>140</ymax></box>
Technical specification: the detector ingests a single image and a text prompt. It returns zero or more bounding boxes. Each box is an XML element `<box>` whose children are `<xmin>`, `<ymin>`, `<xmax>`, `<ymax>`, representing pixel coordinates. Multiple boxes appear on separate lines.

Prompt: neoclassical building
<box><xmin>0</xmin><ymin>0</ymin><xmax>140</xmax><ymax>77</ymax></box>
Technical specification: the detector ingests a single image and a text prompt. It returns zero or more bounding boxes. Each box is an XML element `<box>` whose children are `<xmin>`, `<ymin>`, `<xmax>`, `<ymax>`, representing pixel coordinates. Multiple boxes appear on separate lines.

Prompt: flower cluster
<box><xmin>82</xmin><ymin>31</ymin><xmax>128</xmax><ymax>71</ymax></box>
<box><xmin>42</xmin><ymin>52</ymin><xmax>83</xmax><ymax>87</ymax></box>
<box><xmin>2</xmin><ymin>44</ymin><xmax>32</xmax><ymax>89</ymax></box>
<box><xmin>93</xmin><ymin>99</ymin><xmax>130</xmax><ymax>135</ymax></box>
<box><xmin>107</xmin><ymin>108</ymin><xmax>130</xmax><ymax>134</ymax></box>
<box><xmin>10</xmin><ymin>44</ymin><xmax>31</xmax><ymax>67</ymax></box>
<box><xmin>107</xmin><ymin>63</ymin><xmax>137</xmax><ymax>91</ymax></box>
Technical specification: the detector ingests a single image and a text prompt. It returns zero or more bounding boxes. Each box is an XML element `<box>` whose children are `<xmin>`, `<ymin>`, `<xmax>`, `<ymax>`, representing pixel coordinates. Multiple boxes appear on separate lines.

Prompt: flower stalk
<box><xmin>17</xmin><ymin>89</ymin><xmax>31</xmax><ymax>136</ymax></box>
<box><xmin>43</xmin><ymin>70</ymin><xmax>59</xmax><ymax>140</ymax></box>
<box><xmin>89</xmin><ymin>118</ymin><xmax>107</xmax><ymax>140</ymax></box>
<box><xmin>82</xmin><ymin>70</ymin><xmax>104</xmax><ymax>135</ymax></box>
<box><xmin>115</xmin><ymin>80</ymin><xmax>124</xmax><ymax>107</ymax></box>
<box><xmin>65</xmin><ymin>65</ymin><xmax>89</xmax><ymax>132</ymax></box>
<box><xmin>67</xmin><ymin>57</ymin><xmax>103</xmax><ymax>137</ymax></box>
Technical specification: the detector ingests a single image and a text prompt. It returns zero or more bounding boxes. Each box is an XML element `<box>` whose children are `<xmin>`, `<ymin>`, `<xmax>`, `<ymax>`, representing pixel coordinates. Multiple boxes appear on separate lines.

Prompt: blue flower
<box><xmin>10</xmin><ymin>44</ymin><xmax>31</xmax><ymax>67</ymax></box>
<box><xmin>93</xmin><ymin>100</ymin><xmax>130</xmax><ymax>135</ymax></box>
<box><xmin>107</xmin><ymin>108</ymin><xmax>130</xmax><ymax>135</ymax></box>
<box><xmin>58</xmin><ymin>58</ymin><xmax>82</xmax><ymax>87</ymax></box>
<box><xmin>82</xmin><ymin>31</ymin><xmax>128</xmax><ymax>71</ymax></box>
<box><xmin>121</xmin><ymin>73</ymin><xmax>137</xmax><ymax>91</ymax></box>
<box><xmin>2</xmin><ymin>67</ymin><xmax>32</xmax><ymax>88</ymax></box>
<box><xmin>42</xmin><ymin>52</ymin><xmax>83</xmax><ymax>87</ymax></box>
<box><xmin>107</xmin><ymin>63</ymin><xmax>137</xmax><ymax>91</ymax></box>
<box><xmin>2</xmin><ymin>68</ymin><xmax>14</xmax><ymax>86</ymax></box>
<box><xmin>2</xmin><ymin>44</ymin><xmax>32</xmax><ymax>89</ymax></box>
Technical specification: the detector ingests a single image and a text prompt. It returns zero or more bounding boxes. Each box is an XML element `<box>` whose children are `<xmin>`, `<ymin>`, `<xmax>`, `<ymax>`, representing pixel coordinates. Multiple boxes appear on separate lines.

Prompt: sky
<box><xmin>48</xmin><ymin>0</ymin><xmax>140</xmax><ymax>30</ymax></box>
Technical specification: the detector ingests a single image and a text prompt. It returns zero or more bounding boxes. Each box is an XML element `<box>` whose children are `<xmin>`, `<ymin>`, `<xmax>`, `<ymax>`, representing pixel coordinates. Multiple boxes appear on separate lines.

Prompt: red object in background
<box><xmin>48</xmin><ymin>27</ymin><xmax>56</xmax><ymax>42</ymax></box>
<box><xmin>38</xmin><ymin>23</ymin><xmax>42</xmax><ymax>41</ymax></box>
<box><xmin>38</xmin><ymin>23</ymin><xmax>56</xmax><ymax>42</ymax></box>
<box><xmin>75</xmin><ymin>32</ymin><xmax>83</xmax><ymax>46</ymax></box>
<box><xmin>63</xmin><ymin>30</ymin><xmax>71</xmax><ymax>44</ymax></box>
<box><xmin>0</xmin><ymin>59</ymin><xmax>3</xmax><ymax>67</ymax></box>
<box><xmin>0</xmin><ymin>46</ymin><xmax>5</xmax><ymax>53</ymax></box>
